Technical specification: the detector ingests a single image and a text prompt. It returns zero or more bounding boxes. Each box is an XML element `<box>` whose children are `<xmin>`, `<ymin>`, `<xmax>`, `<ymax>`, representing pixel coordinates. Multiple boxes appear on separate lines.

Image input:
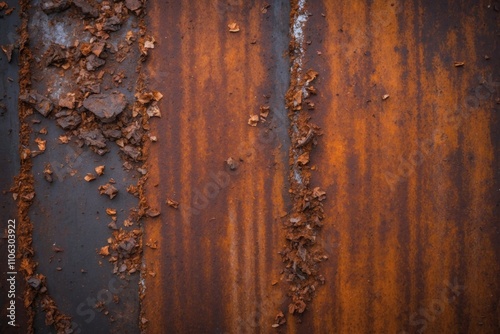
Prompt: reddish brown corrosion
<box><xmin>278</xmin><ymin>0</ymin><xmax>328</xmax><ymax>322</ymax></box>
<box><xmin>9</xmin><ymin>0</ymin><xmax>499</xmax><ymax>333</ymax></box>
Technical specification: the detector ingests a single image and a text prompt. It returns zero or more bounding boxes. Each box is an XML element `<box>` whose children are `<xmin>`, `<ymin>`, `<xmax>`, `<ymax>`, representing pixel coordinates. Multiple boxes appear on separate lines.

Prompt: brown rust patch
<box><xmin>14</xmin><ymin>0</ymin><xmax>43</xmax><ymax>332</ymax></box>
<box><xmin>142</xmin><ymin>0</ymin><xmax>290</xmax><ymax>332</ymax></box>
<box><xmin>297</xmin><ymin>0</ymin><xmax>500</xmax><ymax>333</ymax></box>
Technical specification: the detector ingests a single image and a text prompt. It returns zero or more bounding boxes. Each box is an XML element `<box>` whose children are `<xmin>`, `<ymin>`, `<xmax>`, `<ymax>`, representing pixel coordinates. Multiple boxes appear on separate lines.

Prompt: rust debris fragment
<box><xmin>99</xmin><ymin>182</ymin><xmax>118</xmax><ymax>199</ymax></box>
<box><xmin>228</xmin><ymin>22</ymin><xmax>240</xmax><ymax>32</ymax></box>
<box><xmin>166</xmin><ymin>198</ymin><xmax>179</xmax><ymax>209</ymax></box>
<box><xmin>278</xmin><ymin>0</ymin><xmax>328</xmax><ymax>323</ymax></box>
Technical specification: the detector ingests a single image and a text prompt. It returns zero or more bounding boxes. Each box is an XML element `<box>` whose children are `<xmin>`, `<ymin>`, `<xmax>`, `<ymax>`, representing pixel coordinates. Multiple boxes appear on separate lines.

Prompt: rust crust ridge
<box><xmin>277</xmin><ymin>0</ymin><xmax>328</xmax><ymax>325</ymax></box>
<box><xmin>13</xmin><ymin>0</ymin><xmax>72</xmax><ymax>332</ymax></box>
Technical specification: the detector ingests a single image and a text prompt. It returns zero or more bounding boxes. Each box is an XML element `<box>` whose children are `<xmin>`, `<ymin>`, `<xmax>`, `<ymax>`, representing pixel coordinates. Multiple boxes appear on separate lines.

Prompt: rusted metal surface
<box><xmin>4</xmin><ymin>0</ymin><xmax>144</xmax><ymax>332</ymax></box>
<box><xmin>143</xmin><ymin>0</ymin><xmax>500</xmax><ymax>333</ymax></box>
<box><xmin>24</xmin><ymin>0</ymin><xmax>143</xmax><ymax>331</ymax></box>
<box><xmin>2</xmin><ymin>0</ymin><xmax>499</xmax><ymax>333</ymax></box>
<box><xmin>30</xmin><ymin>145</ymin><xmax>141</xmax><ymax>334</ymax></box>
<box><xmin>0</xmin><ymin>1</ymin><xmax>28</xmax><ymax>332</ymax></box>
<box><xmin>142</xmin><ymin>0</ymin><xmax>291</xmax><ymax>332</ymax></box>
<box><xmin>292</xmin><ymin>1</ymin><xmax>500</xmax><ymax>333</ymax></box>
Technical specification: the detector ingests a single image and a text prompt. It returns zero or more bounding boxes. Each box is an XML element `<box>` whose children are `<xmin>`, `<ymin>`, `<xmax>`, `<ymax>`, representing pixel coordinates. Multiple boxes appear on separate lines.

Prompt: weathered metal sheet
<box><xmin>0</xmin><ymin>0</ymin><xmax>27</xmax><ymax>332</ymax></box>
<box><xmin>2</xmin><ymin>0</ymin><xmax>498</xmax><ymax>333</ymax></box>
<box><xmin>6</xmin><ymin>0</ymin><xmax>144</xmax><ymax>332</ymax></box>
<box><xmin>142</xmin><ymin>1</ymin><xmax>291</xmax><ymax>333</ymax></box>
<box><xmin>143</xmin><ymin>0</ymin><xmax>499</xmax><ymax>333</ymax></box>
<box><xmin>293</xmin><ymin>1</ymin><xmax>500</xmax><ymax>333</ymax></box>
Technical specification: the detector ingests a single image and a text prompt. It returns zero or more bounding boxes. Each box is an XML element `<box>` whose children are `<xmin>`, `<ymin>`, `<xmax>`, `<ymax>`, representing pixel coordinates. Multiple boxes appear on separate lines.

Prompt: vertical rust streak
<box><xmin>144</xmin><ymin>0</ymin><xmax>290</xmax><ymax>332</ymax></box>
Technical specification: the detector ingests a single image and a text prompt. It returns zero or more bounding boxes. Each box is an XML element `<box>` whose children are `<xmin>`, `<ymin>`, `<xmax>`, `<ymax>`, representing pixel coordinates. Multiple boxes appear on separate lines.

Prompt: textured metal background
<box><xmin>142</xmin><ymin>1</ymin><xmax>500</xmax><ymax>333</ymax></box>
<box><xmin>142</xmin><ymin>1</ymin><xmax>292</xmax><ymax>332</ymax></box>
<box><xmin>2</xmin><ymin>0</ymin><xmax>499</xmax><ymax>333</ymax></box>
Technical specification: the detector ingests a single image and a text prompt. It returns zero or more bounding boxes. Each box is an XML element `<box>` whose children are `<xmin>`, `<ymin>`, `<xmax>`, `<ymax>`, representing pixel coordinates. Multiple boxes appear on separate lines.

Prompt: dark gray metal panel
<box><xmin>0</xmin><ymin>0</ymin><xmax>27</xmax><ymax>332</ymax></box>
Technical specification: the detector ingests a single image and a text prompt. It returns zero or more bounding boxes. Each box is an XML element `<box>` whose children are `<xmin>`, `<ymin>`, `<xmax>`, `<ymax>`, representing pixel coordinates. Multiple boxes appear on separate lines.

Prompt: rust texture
<box><xmin>2</xmin><ymin>0</ymin><xmax>498</xmax><ymax>333</ymax></box>
<box><xmin>142</xmin><ymin>0</ymin><xmax>291</xmax><ymax>332</ymax></box>
<box><xmin>279</xmin><ymin>0</ymin><xmax>327</xmax><ymax>322</ymax></box>
<box><xmin>14</xmin><ymin>0</ymin><xmax>44</xmax><ymax>331</ymax></box>
<box><xmin>143</xmin><ymin>0</ymin><xmax>499</xmax><ymax>333</ymax></box>
<box><xmin>0</xmin><ymin>0</ymin><xmax>30</xmax><ymax>332</ymax></box>
<box><xmin>294</xmin><ymin>0</ymin><xmax>500</xmax><ymax>333</ymax></box>
<box><xmin>10</xmin><ymin>0</ymin><xmax>154</xmax><ymax>332</ymax></box>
